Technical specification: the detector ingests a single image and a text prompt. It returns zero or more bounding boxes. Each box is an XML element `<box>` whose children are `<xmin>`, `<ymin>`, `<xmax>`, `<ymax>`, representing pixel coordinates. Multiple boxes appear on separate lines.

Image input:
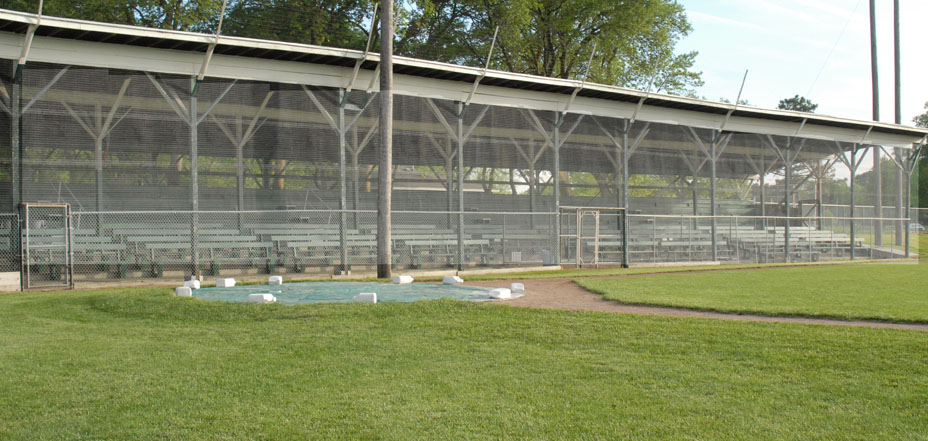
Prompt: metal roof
<box><xmin>1</xmin><ymin>8</ymin><xmax>926</xmax><ymax>142</ymax></box>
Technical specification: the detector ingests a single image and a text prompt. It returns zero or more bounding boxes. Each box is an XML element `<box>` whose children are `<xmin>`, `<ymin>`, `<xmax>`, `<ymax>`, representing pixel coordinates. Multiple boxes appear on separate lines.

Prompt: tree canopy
<box><xmin>3</xmin><ymin>0</ymin><xmax>703</xmax><ymax>95</ymax></box>
<box><xmin>777</xmin><ymin>95</ymin><xmax>818</xmax><ymax>113</ymax></box>
<box><xmin>913</xmin><ymin>102</ymin><xmax>928</xmax><ymax>129</ymax></box>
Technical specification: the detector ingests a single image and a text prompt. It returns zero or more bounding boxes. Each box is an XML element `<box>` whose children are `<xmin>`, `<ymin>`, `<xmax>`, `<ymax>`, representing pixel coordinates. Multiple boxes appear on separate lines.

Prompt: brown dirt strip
<box><xmin>470</xmin><ymin>277</ymin><xmax>928</xmax><ymax>332</ymax></box>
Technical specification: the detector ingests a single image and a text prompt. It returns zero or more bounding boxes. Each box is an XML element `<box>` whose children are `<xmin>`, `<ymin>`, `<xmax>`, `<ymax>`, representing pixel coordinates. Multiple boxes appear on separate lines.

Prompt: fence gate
<box><xmin>21</xmin><ymin>203</ymin><xmax>74</xmax><ymax>290</ymax></box>
<box><xmin>560</xmin><ymin>207</ymin><xmax>625</xmax><ymax>268</ymax></box>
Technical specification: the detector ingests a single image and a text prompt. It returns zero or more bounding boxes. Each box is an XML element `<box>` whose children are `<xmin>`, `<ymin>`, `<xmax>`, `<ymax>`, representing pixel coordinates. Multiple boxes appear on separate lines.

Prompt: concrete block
<box><xmin>268</xmin><ymin>276</ymin><xmax>283</xmax><ymax>285</ymax></box>
<box><xmin>174</xmin><ymin>286</ymin><xmax>192</xmax><ymax>297</ymax></box>
<box><xmin>489</xmin><ymin>288</ymin><xmax>512</xmax><ymax>299</ymax></box>
<box><xmin>183</xmin><ymin>280</ymin><xmax>201</xmax><ymax>290</ymax></box>
<box><xmin>392</xmin><ymin>275</ymin><xmax>414</xmax><ymax>284</ymax></box>
<box><xmin>0</xmin><ymin>272</ymin><xmax>20</xmax><ymax>292</ymax></box>
<box><xmin>509</xmin><ymin>283</ymin><xmax>524</xmax><ymax>294</ymax></box>
<box><xmin>442</xmin><ymin>275</ymin><xmax>464</xmax><ymax>285</ymax></box>
<box><xmin>353</xmin><ymin>292</ymin><xmax>377</xmax><ymax>303</ymax></box>
<box><xmin>248</xmin><ymin>293</ymin><xmax>277</xmax><ymax>303</ymax></box>
<box><xmin>216</xmin><ymin>278</ymin><xmax>236</xmax><ymax>288</ymax></box>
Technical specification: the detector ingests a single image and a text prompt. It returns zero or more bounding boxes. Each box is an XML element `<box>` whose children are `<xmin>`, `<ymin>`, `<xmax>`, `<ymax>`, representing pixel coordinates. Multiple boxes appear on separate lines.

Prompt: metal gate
<box><xmin>21</xmin><ymin>203</ymin><xmax>74</xmax><ymax>290</ymax></box>
<box><xmin>559</xmin><ymin>207</ymin><xmax>625</xmax><ymax>267</ymax></box>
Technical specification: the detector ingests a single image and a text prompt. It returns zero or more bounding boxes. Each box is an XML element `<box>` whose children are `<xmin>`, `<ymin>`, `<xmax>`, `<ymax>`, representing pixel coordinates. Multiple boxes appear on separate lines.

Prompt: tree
<box><xmin>222</xmin><ymin>0</ymin><xmax>371</xmax><ymax>48</ymax></box>
<box><xmin>392</xmin><ymin>0</ymin><xmax>702</xmax><ymax>95</ymax></box>
<box><xmin>914</xmin><ymin>102</ymin><xmax>928</xmax><ymax>129</ymax></box>
<box><xmin>2</xmin><ymin>0</ymin><xmax>223</xmax><ymax>31</ymax></box>
<box><xmin>8</xmin><ymin>0</ymin><xmax>703</xmax><ymax>94</ymax></box>
<box><xmin>777</xmin><ymin>95</ymin><xmax>818</xmax><ymax>113</ymax></box>
<box><xmin>719</xmin><ymin>97</ymin><xmax>751</xmax><ymax>106</ymax></box>
<box><xmin>913</xmin><ymin>102</ymin><xmax>927</xmax><ymax>209</ymax></box>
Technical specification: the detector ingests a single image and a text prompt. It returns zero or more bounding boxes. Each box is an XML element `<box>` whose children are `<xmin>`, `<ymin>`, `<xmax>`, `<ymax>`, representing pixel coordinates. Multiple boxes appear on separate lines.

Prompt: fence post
<box><xmin>190</xmin><ymin>78</ymin><xmax>200</xmax><ymax>278</ymax></box>
<box><xmin>621</xmin><ymin>120</ymin><xmax>630</xmax><ymax>268</ymax></box>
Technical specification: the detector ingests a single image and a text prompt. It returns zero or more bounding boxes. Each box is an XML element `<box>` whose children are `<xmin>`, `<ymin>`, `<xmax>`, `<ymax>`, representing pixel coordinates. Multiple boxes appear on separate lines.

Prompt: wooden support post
<box><xmin>377</xmin><ymin>1</ymin><xmax>393</xmax><ymax>279</ymax></box>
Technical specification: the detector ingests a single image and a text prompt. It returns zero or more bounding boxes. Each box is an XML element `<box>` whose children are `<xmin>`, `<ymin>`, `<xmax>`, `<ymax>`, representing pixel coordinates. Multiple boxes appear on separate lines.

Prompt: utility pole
<box><xmin>893</xmin><ymin>0</ymin><xmax>904</xmax><ymax>246</ymax></box>
<box><xmin>377</xmin><ymin>0</ymin><xmax>393</xmax><ymax>279</ymax></box>
<box><xmin>869</xmin><ymin>0</ymin><xmax>882</xmax><ymax>245</ymax></box>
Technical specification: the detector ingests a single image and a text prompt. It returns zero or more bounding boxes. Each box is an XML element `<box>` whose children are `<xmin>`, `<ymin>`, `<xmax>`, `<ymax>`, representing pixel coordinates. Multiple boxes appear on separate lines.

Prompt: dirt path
<box><xmin>470</xmin><ymin>278</ymin><xmax>928</xmax><ymax>332</ymax></box>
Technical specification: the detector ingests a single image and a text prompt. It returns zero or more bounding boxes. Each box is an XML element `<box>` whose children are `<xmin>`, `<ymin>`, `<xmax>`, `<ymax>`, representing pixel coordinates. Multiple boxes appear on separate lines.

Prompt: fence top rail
<box><xmin>627</xmin><ymin>214</ymin><xmax>911</xmax><ymax>222</ymax></box>
<box><xmin>558</xmin><ymin>206</ymin><xmax>627</xmax><ymax>211</ymax></box>
<box><xmin>73</xmin><ymin>210</ymin><xmax>562</xmax><ymax>216</ymax></box>
<box><xmin>57</xmin><ymin>210</ymin><xmax>917</xmax><ymax>222</ymax></box>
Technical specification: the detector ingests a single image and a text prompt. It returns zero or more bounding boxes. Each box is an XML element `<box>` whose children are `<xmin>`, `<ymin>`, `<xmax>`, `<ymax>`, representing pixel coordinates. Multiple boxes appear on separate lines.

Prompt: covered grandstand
<box><xmin>0</xmin><ymin>9</ymin><xmax>923</xmax><ymax>288</ymax></box>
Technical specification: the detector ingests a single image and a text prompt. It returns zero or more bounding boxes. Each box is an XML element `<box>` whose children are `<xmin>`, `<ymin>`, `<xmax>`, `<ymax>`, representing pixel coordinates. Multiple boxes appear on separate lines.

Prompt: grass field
<box><xmin>420</xmin><ymin>259</ymin><xmax>889</xmax><ymax>282</ymax></box>
<box><xmin>0</xmin><ymin>287</ymin><xmax>927</xmax><ymax>440</ymax></box>
<box><xmin>579</xmin><ymin>262</ymin><xmax>928</xmax><ymax>322</ymax></box>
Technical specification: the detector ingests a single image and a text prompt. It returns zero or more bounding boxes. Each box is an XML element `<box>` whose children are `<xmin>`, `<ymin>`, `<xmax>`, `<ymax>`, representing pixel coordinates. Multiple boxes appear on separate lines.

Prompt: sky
<box><xmin>676</xmin><ymin>0</ymin><xmax>928</xmax><ymax>126</ymax></box>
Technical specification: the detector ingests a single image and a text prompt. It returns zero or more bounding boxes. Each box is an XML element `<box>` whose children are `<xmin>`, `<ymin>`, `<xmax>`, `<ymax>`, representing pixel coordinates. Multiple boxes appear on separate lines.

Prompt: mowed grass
<box><xmin>578</xmin><ymin>262</ymin><xmax>928</xmax><ymax>322</ymax></box>
<box><xmin>423</xmin><ymin>259</ymin><xmax>887</xmax><ymax>282</ymax></box>
<box><xmin>1</xmin><ymin>288</ymin><xmax>928</xmax><ymax>440</ymax></box>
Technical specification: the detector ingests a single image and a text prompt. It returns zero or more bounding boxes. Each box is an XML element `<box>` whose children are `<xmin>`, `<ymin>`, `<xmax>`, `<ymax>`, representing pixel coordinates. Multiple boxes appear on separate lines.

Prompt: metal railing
<box><xmin>626</xmin><ymin>213</ymin><xmax>914</xmax><ymax>264</ymax></box>
<box><xmin>0</xmin><ymin>207</ymin><xmax>919</xmax><ymax>285</ymax></box>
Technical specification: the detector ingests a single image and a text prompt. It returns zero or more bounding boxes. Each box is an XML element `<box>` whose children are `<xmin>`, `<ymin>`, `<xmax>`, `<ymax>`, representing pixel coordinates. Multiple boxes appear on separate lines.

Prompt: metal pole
<box><xmin>784</xmin><ymin>138</ymin><xmax>792</xmax><ymax>263</ymax></box>
<box><xmin>190</xmin><ymin>78</ymin><xmax>200</xmax><ymax>278</ymax></box>
<box><xmin>338</xmin><ymin>89</ymin><xmax>348</xmax><ymax>274</ymax></box>
<box><xmin>870</xmin><ymin>0</ymin><xmax>880</xmax><ymax>122</ymax></box>
<box><xmin>456</xmin><ymin>103</ymin><xmax>465</xmax><ymax>270</ymax></box>
<box><xmin>11</xmin><ymin>66</ymin><xmax>22</xmax><ymax>289</ymax></box>
<box><xmin>553</xmin><ymin>120</ymin><xmax>561</xmax><ymax>264</ymax></box>
<box><xmin>894</xmin><ymin>0</ymin><xmax>904</xmax><ymax>246</ymax></box>
<box><xmin>850</xmin><ymin>145</ymin><xmax>857</xmax><ymax>261</ymax></box>
<box><xmin>816</xmin><ymin>166</ymin><xmax>824</xmax><ymax>230</ymax></box>
<box><xmin>759</xmin><ymin>155</ymin><xmax>766</xmax><ymax>233</ymax></box>
<box><xmin>870</xmin><ymin>0</ymin><xmax>883</xmax><ymax>246</ymax></box>
<box><xmin>95</xmin><ymin>137</ymin><xmax>103</xmax><ymax>212</ymax></box>
<box><xmin>710</xmin><ymin>132</ymin><xmax>718</xmax><ymax>261</ymax></box>
<box><xmin>11</xmin><ymin>65</ymin><xmax>21</xmax><ymax>211</ymax></box>
<box><xmin>446</xmin><ymin>153</ymin><xmax>453</xmax><ymax>229</ymax></box>
<box><xmin>236</xmin><ymin>139</ymin><xmax>244</xmax><ymax>211</ymax></box>
<box><xmin>904</xmin><ymin>165</ymin><xmax>912</xmax><ymax>257</ymax></box>
<box><xmin>621</xmin><ymin>120</ymin><xmax>630</xmax><ymax>268</ymax></box>
<box><xmin>376</xmin><ymin>1</ymin><xmax>393</xmax><ymax>279</ymax></box>
<box><xmin>352</xmin><ymin>130</ymin><xmax>360</xmax><ymax>228</ymax></box>
<box><xmin>873</xmin><ymin>150</ymin><xmax>883</xmax><ymax>245</ymax></box>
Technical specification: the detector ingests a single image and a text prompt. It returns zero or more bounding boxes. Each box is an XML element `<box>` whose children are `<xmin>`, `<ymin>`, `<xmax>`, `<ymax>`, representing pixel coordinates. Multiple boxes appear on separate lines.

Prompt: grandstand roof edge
<box><xmin>0</xmin><ymin>8</ymin><xmax>926</xmax><ymax>146</ymax></box>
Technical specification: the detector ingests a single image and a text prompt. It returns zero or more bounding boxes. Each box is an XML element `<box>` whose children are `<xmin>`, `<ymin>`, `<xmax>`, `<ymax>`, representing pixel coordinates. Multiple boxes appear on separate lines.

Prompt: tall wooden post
<box><xmin>894</xmin><ymin>0</ymin><xmax>904</xmax><ymax>246</ymax></box>
<box><xmin>870</xmin><ymin>0</ymin><xmax>883</xmax><ymax>245</ymax></box>
<box><xmin>377</xmin><ymin>1</ymin><xmax>393</xmax><ymax>279</ymax></box>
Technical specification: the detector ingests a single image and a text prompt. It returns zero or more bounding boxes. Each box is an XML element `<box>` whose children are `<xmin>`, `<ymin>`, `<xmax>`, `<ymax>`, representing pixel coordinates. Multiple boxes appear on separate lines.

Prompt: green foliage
<box><xmin>3</xmin><ymin>0</ymin><xmax>224</xmax><ymax>31</ymax></box>
<box><xmin>222</xmin><ymin>0</ymin><xmax>371</xmax><ymax>48</ymax></box>
<box><xmin>453</xmin><ymin>0</ymin><xmax>703</xmax><ymax>94</ymax></box>
<box><xmin>718</xmin><ymin>97</ymin><xmax>751</xmax><ymax>106</ymax></box>
<box><xmin>7</xmin><ymin>0</ymin><xmax>703</xmax><ymax>95</ymax></box>
<box><xmin>777</xmin><ymin>94</ymin><xmax>818</xmax><ymax>113</ymax></box>
<box><xmin>913</xmin><ymin>101</ymin><xmax>928</xmax><ymax>128</ymax></box>
<box><xmin>918</xmin><ymin>155</ymin><xmax>927</xmax><ymax>208</ymax></box>
<box><xmin>580</xmin><ymin>263</ymin><xmax>928</xmax><ymax>322</ymax></box>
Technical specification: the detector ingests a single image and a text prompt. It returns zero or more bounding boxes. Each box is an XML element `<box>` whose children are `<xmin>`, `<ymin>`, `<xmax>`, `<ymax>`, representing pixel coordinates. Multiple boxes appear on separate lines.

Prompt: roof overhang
<box><xmin>0</xmin><ymin>8</ymin><xmax>925</xmax><ymax>148</ymax></box>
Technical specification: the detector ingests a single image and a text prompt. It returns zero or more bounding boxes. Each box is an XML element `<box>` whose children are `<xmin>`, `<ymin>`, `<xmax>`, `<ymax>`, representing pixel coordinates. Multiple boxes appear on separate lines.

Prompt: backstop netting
<box><xmin>0</xmin><ymin>55</ymin><xmax>920</xmax><ymax>284</ymax></box>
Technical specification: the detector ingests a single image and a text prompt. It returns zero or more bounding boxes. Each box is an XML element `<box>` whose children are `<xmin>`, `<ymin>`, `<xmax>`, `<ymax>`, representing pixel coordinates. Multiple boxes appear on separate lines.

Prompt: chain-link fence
<box><xmin>62</xmin><ymin>209</ymin><xmax>559</xmax><ymax>281</ymax></box>
<box><xmin>20</xmin><ymin>203</ymin><xmax>72</xmax><ymax>289</ymax></box>
<box><xmin>0</xmin><ymin>18</ymin><xmax>923</xmax><ymax>286</ymax></box>
<box><xmin>623</xmin><ymin>214</ymin><xmax>912</xmax><ymax>265</ymax></box>
<box><xmin>3</xmin><ymin>208</ymin><xmax>905</xmax><ymax>284</ymax></box>
<box><xmin>0</xmin><ymin>213</ymin><xmax>18</xmax><ymax>274</ymax></box>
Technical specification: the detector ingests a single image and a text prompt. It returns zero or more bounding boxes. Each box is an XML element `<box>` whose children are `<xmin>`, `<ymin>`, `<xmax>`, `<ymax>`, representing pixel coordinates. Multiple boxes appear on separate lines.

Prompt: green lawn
<box><xmin>1</xmin><ymin>288</ymin><xmax>928</xmax><ymax>439</ymax></box>
<box><xmin>427</xmin><ymin>259</ymin><xmax>887</xmax><ymax>282</ymax></box>
<box><xmin>578</xmin><ymin>262</ymin><xmax>928</xmax><ymax>322</ymax></box>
